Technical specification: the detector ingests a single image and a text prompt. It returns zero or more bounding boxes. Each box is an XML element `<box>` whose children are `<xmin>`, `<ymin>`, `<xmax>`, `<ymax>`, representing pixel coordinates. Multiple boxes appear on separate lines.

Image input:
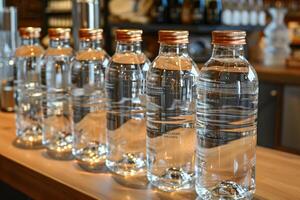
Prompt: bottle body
<box><xmin>42</xmin><ymin>39</ymin><xmax>73</xmax><ymax>160</ymax></box>
<box><xmin>196</xmin><ymin>44</ymin><xmax>258</xmax><ymax>199</ymax></box>
<box><xmin>105</xmin><ymin>41</ymin><xmax>150</xmax><ymax>176</ymax></box>
<box><xmin>71</xmin><ymin>41</ymin><xmax>110</xmax><ymax>172</ymax></box>
<box><xmin>15</xmin><ymin>37</ymin><xmax>44</xmax><ymax>149</ymax></box>
<box><xmin>146</xmin><ymin>43</ymin><xmax>198</xmax><ymax>192</ymax></box>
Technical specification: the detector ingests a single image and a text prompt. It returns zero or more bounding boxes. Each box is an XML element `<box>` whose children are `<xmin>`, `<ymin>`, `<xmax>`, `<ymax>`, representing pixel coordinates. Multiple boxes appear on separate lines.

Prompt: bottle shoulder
<box><xmin>200</xmin><ymin>57</ymin><xmax>258</xmax><ymax>82</ymax></box>
<box><xmin>45</xmin><ymin>47</ymin><xmax>73</xmax><ymax>57</ymax></box>
<box><xmin>111</xmin><ymin>52</ymin><xmax>149</xmax><ymax>65</ymax></box>
<box><xmin>15</xmin><ymin>45</ymin><xmax>44</xmax><ymax>58</ymax></box>
<box><xmin>75</xmin><ymin>49</ymin><xmax>110</xmax><ymax>62</ymax></box>
<box><xmin>151</xmin><ymin>54</ymin><xmax>199</xmax><ymax>72</ymax></box>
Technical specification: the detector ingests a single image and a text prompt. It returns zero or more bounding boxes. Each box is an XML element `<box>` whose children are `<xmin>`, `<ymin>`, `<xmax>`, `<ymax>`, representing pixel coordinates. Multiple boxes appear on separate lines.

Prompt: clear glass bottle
<box><xmin>14</xmin><ymin>27</ymin><xmax>44</xmax><ymax>149</ymax></box>
<box><xmin>42</xmin><ymin>28</ymin><xmax>74</xmax><ymax>160</ymax></box>
<box><xmin>196</xmin><ymin>31</ymin><xmax>258</xmax><ymax>199</ymax></box>
<box><xmin>105</xmin><ymin>29</ymin><xmax>150</xmax><ymax>176</ymax></box>
<box><xmin>71</xmin><ymin>28</ymin><xmax>110</xmax><ymax>172</ymax></box>
<box><xmin>146</xmin><ymin>30</ymin><xmax>199</xmax><ymax>192</ymax></box>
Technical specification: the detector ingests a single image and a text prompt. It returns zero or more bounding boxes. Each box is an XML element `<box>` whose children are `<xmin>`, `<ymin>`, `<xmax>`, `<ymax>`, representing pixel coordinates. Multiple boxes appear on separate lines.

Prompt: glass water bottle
<box><xmin>14</xmin><ymin>27</ymin><xmax>44</xmax><ymax>149</ymax></box>
<box><xmin>42</xmin><ymin>28</ymin><xmax>74</xmax><ymax>160</ymax></box>
<box><xmin>71</xmin><ymin>29</ymin><xmax>110</xmax><ymax>172</ymax></box>
<box><xmin>196</xmin><ymin>31</ymin><xmax>258</xmax><ymax>199</ymax></box>
<box><xmin>105</xmin><ymin>29</ymin><xmax>150</xmax><ymax>176</ymax></box>
<box><xmin>146</xmin><ymin>30</ymin><xmax>199</xmax><ymax>192</ymax></box>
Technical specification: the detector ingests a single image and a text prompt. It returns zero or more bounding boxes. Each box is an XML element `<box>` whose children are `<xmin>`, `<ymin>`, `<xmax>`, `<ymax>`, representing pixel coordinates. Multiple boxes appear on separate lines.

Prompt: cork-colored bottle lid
<box><xmin>19</xmin><ymin>27</ymin><xmax>41</xmax><ymax>39</ymax></box>
<box><xmin>158</xmin><ymin>30</ymin><xmax>189</xmax><ymax>44</ymax></box>
<box><xmin>48</xmin><ymin>28</ymin><xmax>71</xmax><ymax>40</ymax></box>
<box><xmin>79</xmin><ymin>28</ymin><xmax>103</xmax><ymax>40</ymax></box>
<box><xmin>212</xmin><ymin>30</ymin><xmax>246</xmax><ymax>45</ymax></box>
<box><xmin>115</xmin><ymin>29</ymin><xmax>143</xmax><ymax>42</ymax></box>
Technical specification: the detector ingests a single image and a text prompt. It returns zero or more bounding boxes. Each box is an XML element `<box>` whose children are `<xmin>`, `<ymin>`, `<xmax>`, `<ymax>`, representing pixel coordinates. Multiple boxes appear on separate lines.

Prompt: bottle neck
<box><xmin>21</xmin><ymin>38</ymin><xmax>40</xmax><ymax>46</ymax></box>
<box><xmin>211</xmin><ymin>44</ymin><xmax>245</xmax><ymax>59</ymax></box>
<box><xmin>49</xmin><ymin>38</ymin><xmax>71</xmax><ymax>48</ymax></box>
<box><xmin>159</xmin><ymin>43</ymin><xmax>189</xmax><ymax>56</ymax></box>
<box><xmin>115</xmin><ymin>41</ymin><xmax>142</xmax><ymax>54</ymax></box>
<box><xmin>79</xmin><ymin>39</ymin><xmax>102</xmax><ymax>50</ymax></box>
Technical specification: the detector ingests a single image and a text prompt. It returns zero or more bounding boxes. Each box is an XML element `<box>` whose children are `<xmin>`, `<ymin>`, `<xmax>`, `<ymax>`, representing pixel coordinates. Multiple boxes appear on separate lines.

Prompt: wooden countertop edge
<box><xmin>0</xmin><ymin>154</ymin><xmax>97</xmax><ymax>200</ymax></box>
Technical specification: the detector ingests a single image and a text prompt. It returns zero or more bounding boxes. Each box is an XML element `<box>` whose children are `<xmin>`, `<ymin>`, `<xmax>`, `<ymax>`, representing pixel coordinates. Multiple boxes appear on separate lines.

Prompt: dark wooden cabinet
<box><xmin>257</xmin><ymin>83</ymin><xmax>283</xmax><ymax>148</ymax></box>
<box><xmin>6</xmin><ymin>0</ymin><xmax>47</xmax><ymax>34</ymax></box>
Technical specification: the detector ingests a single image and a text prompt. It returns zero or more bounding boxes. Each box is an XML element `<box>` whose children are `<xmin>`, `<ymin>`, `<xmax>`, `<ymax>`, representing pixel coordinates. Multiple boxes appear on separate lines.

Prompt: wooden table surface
<box><xmin>0</xmin><ymin>112</ymin><xmax>300</xmax><ymax>200</ymax></box>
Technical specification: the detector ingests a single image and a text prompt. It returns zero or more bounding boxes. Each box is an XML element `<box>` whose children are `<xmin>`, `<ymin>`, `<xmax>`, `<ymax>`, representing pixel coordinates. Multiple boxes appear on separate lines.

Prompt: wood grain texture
<box><xmin>0</xmin><ymin>112</ymin><xmax>300</xmax><ymax>200</ymax></box>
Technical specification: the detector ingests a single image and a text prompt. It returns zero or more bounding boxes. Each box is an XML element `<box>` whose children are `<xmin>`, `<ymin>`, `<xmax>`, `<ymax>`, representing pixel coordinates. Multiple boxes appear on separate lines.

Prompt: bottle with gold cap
<box><xmin>105</xmin><ymin>29</ymin><xmax>150</xmax><ymax>176</ymax></box>
<box><xmin>146</xmin><ymin>30</ymin><xmax>199</xmax><ymax>192</ymax></box>
<box><xmin>196</xmin><ymin>31</ymin><xmax>258</xmax><ymax>199</ymax></box>
<box><xmin>71</xmin><ymin>28</ymin><xmax>110</xmax><ymax>172</ymax></box>
<box><xmin>14</xmin><ymin>27</ymin><xmax>44</xmax><ymax>149</ymax></box>
<box><xmin>42</xmin><ymin>28</ymin><xmax>74</xmax><ymax>160</ymax></box>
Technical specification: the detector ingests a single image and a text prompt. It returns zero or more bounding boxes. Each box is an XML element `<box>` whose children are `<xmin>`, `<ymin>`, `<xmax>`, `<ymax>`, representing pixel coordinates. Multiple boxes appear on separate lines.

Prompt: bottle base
<box><xmin>106</xmin><ymin>153</ymin><xmax>146</xmax><ymax>176</ymax></box>
<box><xmin>14</xmin><ymin>134</ymin><xmax>43</xmax><ymax>149</ymax></box>
<box><xmin>75</xmin><ymin>144</ymin><xmax>106</xmax><ymax>173</ymax></box>
<box><xmin>196</xmin><ymin>181</ymin><xmax>255</xmax><ymax>200</ymax></box>
<box><xmin>147</xmin><ymin>168</ymin><xmax>195</xmax><ymax>192</ymax></box>
<box><xmin>46</xmin><ymin>144</ymin><xmax>73</xmax><ymax>160</ymax></box>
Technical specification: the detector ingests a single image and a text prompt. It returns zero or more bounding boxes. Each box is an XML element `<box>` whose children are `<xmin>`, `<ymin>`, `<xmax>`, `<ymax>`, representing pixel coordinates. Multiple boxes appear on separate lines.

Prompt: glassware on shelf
<box><xmin>196</xmin><ymin>31</ymin><xmax>258</xmax><ymax>199</ymax></box>
<box><xmin>14</xmin><ymin>27</ymin><xmax>44</xmax><ymax>149</ymax></box>
<box><xmin>146</xmin><ymin>30</ymin><xmax>199</xmax><ymax>192</ymax></box>
<box><xmin>249</xmin><ymin>0</ymin><xmax>258</xmax><ymax>26</ymax></box>
<box><xmin>0</xmin><ymin>7</ymin><xmax>18</xmax><ymax>112</ymax></box>
<box><xmin>105</xmin><ymin>29</ymin><xmax>150</xmax><ymax>176</ymax></box>
<box><xmin>257</xmin><ymin>0</ymin><xmax>266</xmax><ymax>26</ymax></box>
<box><xmin>71</xmin><ymin>28</ymin><xmax>110</xmax><ymax>172</ymax></box>
<box><xmin>240</xmin><ymin>0</ymin><xmax>250</xmax><ymax>26</ymax></box>
<box><xmin>42</xmin><ymin>28</ymin><xmax>74</xmax><ymax>160</ymax></box>
<box><xmin>221</xmin><ymin>0</ymin><xmax>232</xmax><ymax>25</ymax></box>
<box><xmin>192</xmin><ymin>0</ymin><xmax>205</xmax><ymax>24</ymax></box>
<box><xmin>264</xmin><ymin>7</ymin><xmax>291</xmax><ymax>66</ymax></box>
<box><xmin>205</xmin><ymin>0</ymin><xmax>222</xmax><ymax>25</ymax></box>
<box><xmin>231</xmin><ymin>0</ymin><xmax>241</xmax><ymax>26</ymax></box>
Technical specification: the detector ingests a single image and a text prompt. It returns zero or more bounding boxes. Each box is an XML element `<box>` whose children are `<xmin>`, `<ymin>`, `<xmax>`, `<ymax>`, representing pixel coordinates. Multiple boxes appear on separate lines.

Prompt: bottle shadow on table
<box><xmin>111</xmin><ymin>173</ymin><xmax>150</xmax><ymax>190</ymax></box>
<box><xmin>111</xmin><ymin>173</ymin><xmax>197</xmax><ymax>200</ymax></box>
<box><xmin>71</xmin><ymin>161</ymin><xmax>108</xmax><ymax>174</ymax></box>
<box><xmin>156</xmin><ymin>189</ymin><xmax>197</xmax><ymax>200</ymax></box>
<box><xmin>40</xmin><ymin>151</ymin><xmax>74</xmax><ymax>161</ymax></box>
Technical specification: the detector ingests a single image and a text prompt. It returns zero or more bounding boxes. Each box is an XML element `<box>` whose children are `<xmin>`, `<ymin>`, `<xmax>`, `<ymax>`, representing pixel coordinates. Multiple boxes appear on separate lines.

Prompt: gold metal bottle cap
<box><xmin>79</xmin><ymin>28</ymin><xmax>103</xmax><ymax>40</ymax></box>
<box><xmin>19</xmin><ymin>27</ymin><xmax>41</xmax><ymax>39</ymax></box>
<box><xmin>212</xmin><ymin>30</ymin><xmax>246</xmax><ymax>45</ymax></box>
<box><xmin>158</xmin><ymin>30</ymin><xmax>189</xmax><ymax>44</ymax></box>
<box><xmin>115</xmin><ymin>29</ymin><xmax>142</xmax><ymax>42</ymax></box>
<box><xmin>48</xmin><ymin>28</ymin><xmax>71</xmax><ymax>40</ymax></box>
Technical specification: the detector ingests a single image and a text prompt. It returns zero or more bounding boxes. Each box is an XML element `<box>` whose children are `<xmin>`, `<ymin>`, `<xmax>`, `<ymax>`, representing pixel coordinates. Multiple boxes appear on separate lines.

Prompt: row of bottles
<box><xmin>153</xmin><ymin>0</ymin><xmax>222</xmax><ymax>24</ymax></box>
<box><xmin>222</xmin><ymin>0</ymin><xmax>266</xmax><ymax>26</ymax></box>
<box><xmin>152</xmin><ymin>0</ymin><xmax>267</xmax><ymax>26</ymax></box>
<box><xmin>14</xmin><ymin>27</ymin><xmax>258</xmax><ymax>199</ymax></box>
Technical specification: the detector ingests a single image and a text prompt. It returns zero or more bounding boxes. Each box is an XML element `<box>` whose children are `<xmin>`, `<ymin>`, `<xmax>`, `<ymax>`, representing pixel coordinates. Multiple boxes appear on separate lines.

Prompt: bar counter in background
<box><xmin>0</xmin><ymin>112</ymin><xmax>300</xmax><ymax>200</ymax></box>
